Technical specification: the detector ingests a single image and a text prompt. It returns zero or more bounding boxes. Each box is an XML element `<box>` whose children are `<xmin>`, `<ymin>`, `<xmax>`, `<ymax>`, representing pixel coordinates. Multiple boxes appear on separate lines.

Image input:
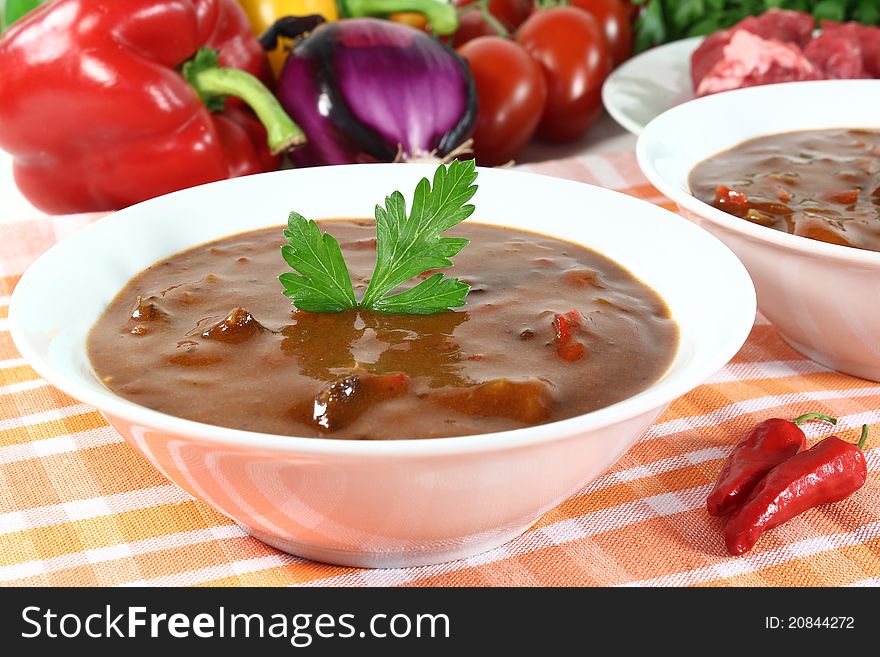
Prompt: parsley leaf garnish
<box><xmin>360</xmin><ymin>158</ymin><xmax>477</xmax><ymax>313</ymax></box>
<box><xmin>279</xmin><ymin>212</ymin><xmax>357</xmax><ymax>312</ymax></box>
<box><xmin>367</xmin><ymin>273</ymin><xmax>470</xmax><ymax>314</ymax></box>
<box><xmin>279</xmin><ymin>160</ymin><xmax>478</xmax><ymax>315</ymax></box>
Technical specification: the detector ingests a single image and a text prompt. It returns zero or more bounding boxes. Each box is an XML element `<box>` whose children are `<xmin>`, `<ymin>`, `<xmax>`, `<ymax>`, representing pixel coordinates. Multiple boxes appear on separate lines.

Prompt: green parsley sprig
<box><xmin>279</xmin><ymin>160</ymin><xmax>478</xmax><ymax>315</ymax></box>
<box><xmin>632</xmin><ymin>0</ymin><xmax>880</xmax><ymax>53</ymax></box>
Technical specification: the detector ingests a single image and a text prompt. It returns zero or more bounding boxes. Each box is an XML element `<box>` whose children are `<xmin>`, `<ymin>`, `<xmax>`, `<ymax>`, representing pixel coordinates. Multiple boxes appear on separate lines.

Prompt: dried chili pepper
<box><xmin>707</xmin><ymin>412</ymin><xmax>837</xmax><ymax>517</ymax></box>
<box><xmin>725</xmin><ymin>425</ymin><xmax>870</xmax><ymax>556</ymax></box>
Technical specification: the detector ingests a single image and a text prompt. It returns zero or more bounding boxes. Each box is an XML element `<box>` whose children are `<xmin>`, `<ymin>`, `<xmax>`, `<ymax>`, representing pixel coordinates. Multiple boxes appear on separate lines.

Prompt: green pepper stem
<box><xmin>1</xmin><ymin>0</ymin><xmax>45</xmax><ymax>33</ymax></box>
<box><xmin>792</xmin><ymin>412</ymin><xmax>838</xmax><ymax>426</ymax></box>
<box><xmin>184</xmin><ymin>49</ymin><xmax>304</xmax><ymax>154</ymax></box>
<box><xmin>535</xmin><ymin>0</ymin><xmax>570</xmax><ymax>9</ymax></box>
<box><xmin>460</xmin><ymin>0</ymin><xmax>509</xmax><ymax>38</ymax></box>
<box><xmin>341</xmin><ymin>0</ymin><xmax>459</xmax><ymax>35</ymax></box>
<box><xmin>857</xmin><ymin>424</ymin><xmax>869</xmax><ymax>450</ymax></box>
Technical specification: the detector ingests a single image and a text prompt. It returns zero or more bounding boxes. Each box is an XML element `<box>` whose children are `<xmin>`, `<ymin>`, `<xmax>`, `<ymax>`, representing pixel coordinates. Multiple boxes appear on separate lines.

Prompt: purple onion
<box><xmin>276</xmin><ymin>19</ymin><xmax>476</xmax><ymax>166</ymax></box>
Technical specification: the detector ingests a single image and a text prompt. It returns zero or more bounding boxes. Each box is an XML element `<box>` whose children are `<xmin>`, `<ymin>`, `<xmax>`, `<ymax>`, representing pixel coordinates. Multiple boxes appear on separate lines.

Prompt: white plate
<box><xmin>602</xmin><ymin>37</ymin><xmax>702</xmax><ymax>136</ymax></box>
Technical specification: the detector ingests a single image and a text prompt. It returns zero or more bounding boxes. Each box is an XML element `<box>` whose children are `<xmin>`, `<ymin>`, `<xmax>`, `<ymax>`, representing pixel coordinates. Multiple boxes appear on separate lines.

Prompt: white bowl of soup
<box><xmin>9</xmin><ymin>164</ymin><xmax>754</xmax><ymax>567</ymax></box>
<box><xmin>638</xmin><ymin>79</ymin><xmax>880</xmax><ymax>382</ymax></box>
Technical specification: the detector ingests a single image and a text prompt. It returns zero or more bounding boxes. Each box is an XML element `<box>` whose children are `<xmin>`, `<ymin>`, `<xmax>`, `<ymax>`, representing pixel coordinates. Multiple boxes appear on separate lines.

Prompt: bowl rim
<box><xmin>8</xmin><ymin>164</ymin><xmax>757</xmax><ymax>458</ymax></box>
<box><xmin>636</xmin><ymin>79</ymin><xmax>880</xmax><ymax>267</ymax></box>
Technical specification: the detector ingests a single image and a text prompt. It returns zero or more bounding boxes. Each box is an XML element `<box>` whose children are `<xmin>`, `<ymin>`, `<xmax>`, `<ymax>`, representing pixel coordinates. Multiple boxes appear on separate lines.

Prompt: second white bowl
<box><xmin>638</xmin><ymin>79</ymin><xmax>880</xmax><ymax>381</ymax></box>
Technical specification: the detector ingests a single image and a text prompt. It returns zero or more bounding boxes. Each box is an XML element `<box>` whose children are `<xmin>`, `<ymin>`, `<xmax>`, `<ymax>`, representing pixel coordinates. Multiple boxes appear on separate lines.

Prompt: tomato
<box><xmin>516</xmin><ymin>7</ymin><xmax>611</xmax><ymax>142</ymax></box>
<box><xmin>458</xmin><ymin>36</ymin><xmax>547</xmax><ymax>166</ymax></box>
<box><xmin>570</xmin><ymin>0</ymin><xmax>632</xmax><ymax>66</ymax></box>
<box><xmin>452</xmin><ymin>0</ymin><xmax>534</xmax><ymax>46</ymax></box>
<box><xmin>620</xmin><ymin>0</ymin><xmax>644</xmax><ymax>26</ymax></box>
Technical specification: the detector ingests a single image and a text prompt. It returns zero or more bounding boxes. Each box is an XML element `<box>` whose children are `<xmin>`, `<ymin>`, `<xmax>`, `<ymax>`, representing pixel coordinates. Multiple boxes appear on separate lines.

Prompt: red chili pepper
<box><xmin>0</xmin><ymin>0</ymin><xmax>304</xmax><ymax>214</ymax></box>
<box><xmin>707</xmin><ymin>412</ymin><xmax>837</xmax><ymax>517</ymax></box>
<box><xmin>725</xmin><ymin>425</ymin><xmax>870</xmax><ymax>556</ymax></box>
<box><xmin>552</xmin><ymin>310</ymin><xmax>587</xmax><ymax>362</ymax></box>
<box><xmin>714</xmin><ymin>184</ymin><xmax>750</xmax><ymax>209</ymax></box>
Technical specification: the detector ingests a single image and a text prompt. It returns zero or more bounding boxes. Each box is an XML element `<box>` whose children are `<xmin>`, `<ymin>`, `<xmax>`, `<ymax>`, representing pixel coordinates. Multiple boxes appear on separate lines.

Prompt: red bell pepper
<box><xmin>0</xmin><ymin>0</ymin><xmax>304</xmax><ymax>214</ymax></box>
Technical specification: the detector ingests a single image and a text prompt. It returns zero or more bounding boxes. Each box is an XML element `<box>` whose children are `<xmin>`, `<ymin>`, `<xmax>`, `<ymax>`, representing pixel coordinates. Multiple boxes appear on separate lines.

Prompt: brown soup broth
<box><xmin>87</xmin><ymin>221</ymin><xmax>678</xmax><ymax>439</ymax></box>
<box><xmin>690</xmin><ymin>128</ymin><xmax>880</xmax><ymax>252</ymax></box>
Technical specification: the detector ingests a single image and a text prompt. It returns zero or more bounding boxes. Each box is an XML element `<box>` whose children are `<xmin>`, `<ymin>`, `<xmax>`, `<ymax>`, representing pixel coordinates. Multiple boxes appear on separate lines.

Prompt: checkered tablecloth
<box><xmin>1</xmin><ymin>152</ymin><xmax>878</xmax><ymax>586</ymax></box>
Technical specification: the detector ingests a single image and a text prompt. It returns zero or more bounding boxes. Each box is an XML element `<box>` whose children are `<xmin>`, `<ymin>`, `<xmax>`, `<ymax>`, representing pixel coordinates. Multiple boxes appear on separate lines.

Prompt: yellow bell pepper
<box><xmin>239</xmin><ymin>0</ymin><xmax>340</xmax><ymax>76</ymax></box>
<box><xmin>387</xmin><ymin>11</ymin><xmax>429</xmax><ymax>32</ymax></box>
<box><xmin>239</xmin><ymin>0</ymin><xmax>457</xmax><ymax>76</ymax></box>
<box><xmin>342</xmin><ymin>0</ymin><xmax>456</xmax><ymax>34</ymax></box>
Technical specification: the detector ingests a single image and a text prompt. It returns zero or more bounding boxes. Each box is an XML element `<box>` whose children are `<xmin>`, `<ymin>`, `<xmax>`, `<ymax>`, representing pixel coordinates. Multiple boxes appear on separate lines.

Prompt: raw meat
<box><xmin>736</xmin><ymin>10</ymin><xmax>815</xmax><ymax>47</ymax></box>
<box><xmin>695</xmin><ymin>30</ymin><xmax>817</xmax><ymax>97</ymax></box>
<box><xmin>819</xmin><ymin>21</ymin><xmax>880</xmax><ymax>77</ymax></box>
<box><xmin>691</xmin><ymin>9</ymin><xmax>880</xmax><ymax>96</ymax></box>
<box><xmin>691</xmin><ymin>29</ymin><xmax>734</xmax><ymax>89</ymax></box>
<box><xmin>805</xmin><ymin>32</ymin><xmax>866</xmax><ymax>79</ymax></box>
<box><xmin>691</xmin><ymin>9</ymin><xmax>816</xmax><ymax>91</ymax></box>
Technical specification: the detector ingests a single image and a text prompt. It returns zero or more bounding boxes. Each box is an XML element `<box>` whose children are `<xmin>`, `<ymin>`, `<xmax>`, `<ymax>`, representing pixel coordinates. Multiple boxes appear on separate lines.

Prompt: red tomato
<box><xmin>516</xmin><ymin>7</ymin><xmax>611</xmax><ymax>142</ymax></box>
<box><xmin>620</xmin><ymin>0</ymin><xmax>644</xmax><ymax>26</ymax></box>
<box><xmin>452</xmin><ymin>0</ymin><xmax>534</xmax><ymax>46</ymax></box>
<box><xmin>458</xmin><ymin>36</ymin><xmax>547</xmax><ymax>166</ymax></box>
<box><xmin>570</xmin><ymin>0</ymin><xmax>632</xmax><ymax>66</ymax></box>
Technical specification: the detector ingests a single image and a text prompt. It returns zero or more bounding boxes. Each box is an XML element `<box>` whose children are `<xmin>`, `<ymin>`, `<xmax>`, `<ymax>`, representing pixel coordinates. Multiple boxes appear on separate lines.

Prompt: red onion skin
<box><xmin>277</xmin><ymin>19</ymin><xmax>476</xmax><ymax>166</ymax></box>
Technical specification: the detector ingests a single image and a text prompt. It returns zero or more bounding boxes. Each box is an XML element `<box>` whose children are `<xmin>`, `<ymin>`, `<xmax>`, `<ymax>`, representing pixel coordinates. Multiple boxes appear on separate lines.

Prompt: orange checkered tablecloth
<box><xmin>1</xmin><ymin>152</ymin><xmax>878</xmax><ymax>587</ymax></box>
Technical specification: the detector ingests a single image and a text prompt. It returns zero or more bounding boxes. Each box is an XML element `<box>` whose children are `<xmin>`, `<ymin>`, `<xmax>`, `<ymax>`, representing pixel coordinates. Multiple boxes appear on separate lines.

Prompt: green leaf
<box><xmin>855</xmin><ymin>0</ymin><xmax>880</xmax><ymax>24</ymax></box>
<box><xmin>279</xmin><ymin>161</ymin><xmax>478</xmax><ymax>315</ymax></box>
<box><xmin>633</xmin><ymin>0</ymin><xmax>880</xmax><ymax>49</ymax></box>
<box><xmin>635</xmin><ymin>0</ymin><xmax>668</xmax><ymax>52</ymax></box>
<box><xmin>812</xmin><ymin>0</ymin><xmax>845</xmax><ymax>21</ymax></box>
<box><xmin>279</xmin><ymin>212</ymin><xmax>357</xmax><ymax>313</ymax></box>
<box><xmin>360</xmin><ymin>159</ymin><xmax>478</xmax><ymax>312</ymax></box>
<box><xmin>368</xmin><ymin>274</ymin><xmax>470</xmax><ymax>315</ymax></box>
<box><xmin>686</xmin><ymin>16</ymin><xmax>726</xmax><ymax>36</ymax></box>
<box><xmin>673</xmin><ymin>0</ymin><xmax>706</xmax><ymax>30</ymax></box>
